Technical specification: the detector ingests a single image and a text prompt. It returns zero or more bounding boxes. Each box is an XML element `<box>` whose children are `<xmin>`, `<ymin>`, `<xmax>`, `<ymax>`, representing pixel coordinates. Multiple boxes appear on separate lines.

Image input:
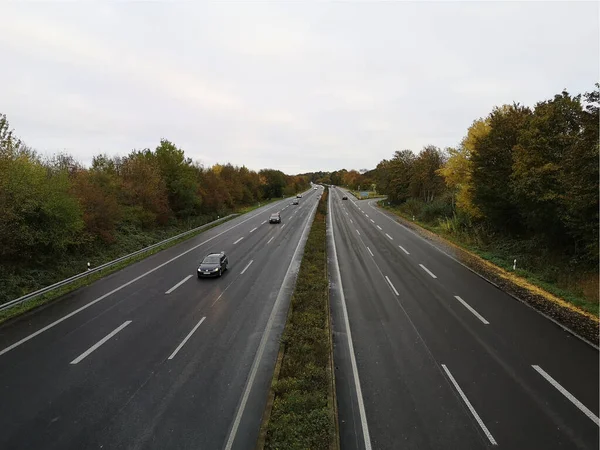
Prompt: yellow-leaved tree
<box><xmin>437</xmin><ymin>118</ymin><xmax>490</xmax><ymax>219</ymax></box>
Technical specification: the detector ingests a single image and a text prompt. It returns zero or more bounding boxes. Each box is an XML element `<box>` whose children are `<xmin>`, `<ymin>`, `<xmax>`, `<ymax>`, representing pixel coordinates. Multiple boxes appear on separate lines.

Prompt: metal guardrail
<box><xmin>0</xmin><ymin>214</ymin><xmax>239</xmax><ymax>312</ymax></box>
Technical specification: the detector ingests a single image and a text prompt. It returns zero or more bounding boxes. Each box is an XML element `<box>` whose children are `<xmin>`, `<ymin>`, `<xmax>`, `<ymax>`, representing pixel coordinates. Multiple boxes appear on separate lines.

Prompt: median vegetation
<box><xmin>259</xmin><ymin>187</ymin><xmax>338</xmax><ymax>450</ymax></box>
<box><xmin>0</xmin><ymin>113</ymin><xmax>309</xmax><ymax>307</ymax></box>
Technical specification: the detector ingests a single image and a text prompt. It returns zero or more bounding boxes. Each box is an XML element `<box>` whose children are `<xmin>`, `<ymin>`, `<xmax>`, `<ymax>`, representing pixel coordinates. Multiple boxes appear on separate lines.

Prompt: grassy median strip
<box><xmin>258</xmin><ymin>188</ymin><xmax>338</xmax><ymax>450</ymax></box>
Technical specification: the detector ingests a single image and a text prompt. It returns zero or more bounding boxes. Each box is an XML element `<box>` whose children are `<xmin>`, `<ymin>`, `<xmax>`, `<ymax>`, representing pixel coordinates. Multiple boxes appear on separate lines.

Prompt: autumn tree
<box><xmin>120</xmin><ymin>151</ymin><xmax>171</xmax><ymax>227</ymax></box>
<box><xmin>72</xmin><ymin>155</ymin><xmax>122</xmax><ymax>242</ymax></box>
<box><xmin>437</xmin><ymin>118</ymin><xmax>490</xmax><ymax>218</ymax></box>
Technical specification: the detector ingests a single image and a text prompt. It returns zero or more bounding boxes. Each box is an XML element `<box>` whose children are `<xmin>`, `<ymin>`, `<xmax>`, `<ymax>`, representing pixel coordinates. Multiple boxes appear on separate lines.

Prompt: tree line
<box><xmin>0</xmin><ymin>114</ymin><xmax>309</xmax><ymax>265</ymax></box>
<box><xmin>306</xmin><ymin>85</ymin><xmax>598</xmax><ymax>272</ymax></box>
<box><xmin>373</xmin><ymin>85</ymin><xmax>599</xmax><ymax>268</ymax></box>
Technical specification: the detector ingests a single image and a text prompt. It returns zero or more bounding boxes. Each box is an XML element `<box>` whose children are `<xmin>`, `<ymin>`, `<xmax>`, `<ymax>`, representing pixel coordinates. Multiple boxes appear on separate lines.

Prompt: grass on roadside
<box><xmin>0</xmin><ymin>214</ymin><xmax>240</xmax><ymax>324</ymax></box>
<box><xmin>0</xmin><ymin>196</ymin><xmax>289</xmax><ymax>325</ymax></box>
<box><xmin>260</xmin><ymin>188</ymin><xmax>337</xmax><ymax>450</ymax></box>
<box><xmin>378</xmin><ymin>200</ymin><xmax>599</xmax><ymax>317</ymax></box>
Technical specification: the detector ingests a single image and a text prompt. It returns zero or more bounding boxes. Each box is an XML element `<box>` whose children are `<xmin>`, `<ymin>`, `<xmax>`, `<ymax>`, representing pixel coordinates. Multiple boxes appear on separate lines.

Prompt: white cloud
<box><xmin>1</xmin><ymin>1</ymin><xmax>597</xmax><ymax>174</ymax></box>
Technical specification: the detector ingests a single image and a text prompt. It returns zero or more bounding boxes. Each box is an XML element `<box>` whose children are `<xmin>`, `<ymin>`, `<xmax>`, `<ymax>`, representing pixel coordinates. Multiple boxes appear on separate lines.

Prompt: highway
<box><xmin>0</xmin><ymin>187</ymin><xmax>322</xmax><ymax>450</ymax></box>
<box><xmin>328</xmin><ymin>187</ymin><xmax>599</xmax><ymax>450</ymax></box>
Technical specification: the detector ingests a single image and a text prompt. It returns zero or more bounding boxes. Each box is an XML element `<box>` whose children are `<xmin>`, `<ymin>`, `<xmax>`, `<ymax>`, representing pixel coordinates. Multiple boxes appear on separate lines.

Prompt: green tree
<box><xmin>259</xmin><ymin>169</ymin><xmax>287</xmax><ymax>198</ymax></box>
<box><xmin>511</xmin><ymin>91</ymin><xmax>583</xmax><ymax>242</ymax></box>
<box><xmin>410</xmin><ymin>146</ymin><xmax>446</xmax><ymax>202</ymax></box>
<box><xmin>376</xmin><ymin>150</ymin><xmax>416</xmax><ymax>203</ymax></box>
<box><xmin>471</xmin><ymin>104</ymin><xmax>532</xmax><ymax>233</ymax></box>
<box><xmin>560</xmin><ymin>85</ymin><xmax>599</xmax><ymax>263</ymax></box>
<box><xmin>0</xmin><ymin>150</ymin><xmax>83</xmax><ymax>261</ymax></box>
<box><xmin>153</xmin><ymin>139</ymin><xmax>201</xmax><ymax>218</ymax></box>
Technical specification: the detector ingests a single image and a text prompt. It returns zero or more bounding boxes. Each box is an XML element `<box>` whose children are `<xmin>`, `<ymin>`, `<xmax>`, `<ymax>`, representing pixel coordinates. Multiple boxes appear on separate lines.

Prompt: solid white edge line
<box><xmin>442</xmin><ymin>364</ymin><xmax>498</xmax><ymax>445</ymax></box>
<box><xmin>385</xmin><ymin>233</ymin><xmax>393</xmax><ymax>240</ymax></box>
<box><xmin>367</xmin><ymin>247</ymin><xmax>374</xmax><ymax>257</ymax></box>
<box><xmin>532</xmin><ymin>365</ymin><xmax>600</xmax><ymax>426</ymax></box>
<box><xmin>376</xmin><ymin>225</ymin><xmax>382</xmax><ymax>230</ymax></box>
<box><xmin>165</xmin><ymin>274</ymin><xmax>193</xmax><ymax>294</ymax></box>
<box><xmin>240</xmin><ymin>260</ymin><xmax>254</xmax><ymax>275</ymax></box>
<box><xmin>233</xmin><ymin>237</ymin><xmax>244</xmax><ymax>244</ymax></box>
<box><xmin>328</xmin><ymin>193</ymin><xmax>372</xmax><ymax>450</ymax></box>
<box><xmin>385</xmin><ymin>276</ymin><xmax>400</xmax><ymax>296</ymax></box>
<box><xmin>398</xmin><ymin>245</ymin><xmax>410</xmax><ymax>255</ymax></box>
<box><xmin>0</xmin><ymin>200</ymin><xmax>287</xmax><ymax>357</ymax></box>
<box><xmin>419</xmin><ymin>264</ymin><xmax>437</xmax><ymax>279</ymax></box>
<box><xmin>267</xmin><ymin>236</ymin><xmax>274</xmax><ymax>244</ymax></box>
<box><xmin>367</xmin><ymin>199</ymin><xmax>599</xmax><ymax>351</ymax></box>
<box><xmin>168</xmin><ymin>317</ymin><xmax>206</xmax><ymax>360</ymax></box>
<box><xmin>250</xmin><ymin>227</ymin><xmax>257</xmax><ymax>233</ymax></box>
<box><xmin>70</xmin><ymin>321</ymin><xmax>131</xmax><ymax>364</ymax></box>
<box><xmin>224</xmin><ymin>195</ymin><xmax>320</xmax><ymax>450</ymax></box>
<box><xmin>454</xmin><ymin>296</ymin><xmax>490</xmax><ymax>324</ymax></box>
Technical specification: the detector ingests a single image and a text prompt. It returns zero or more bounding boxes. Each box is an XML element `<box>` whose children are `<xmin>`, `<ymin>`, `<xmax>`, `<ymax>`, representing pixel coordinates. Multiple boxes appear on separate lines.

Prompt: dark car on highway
<box><xmin>197</xmin><ymin>252</ymin><xmax>228</xmax><ymax>278</ymax></box>
<box><xmin>269</xmin><ymin>212</ymin><xmax>281</xmax><ymax>223</ymax></box>
<box><xmin>342</xmin><ymin>195</ymin><xmax>348</xmax><ymax>200</ymax></box>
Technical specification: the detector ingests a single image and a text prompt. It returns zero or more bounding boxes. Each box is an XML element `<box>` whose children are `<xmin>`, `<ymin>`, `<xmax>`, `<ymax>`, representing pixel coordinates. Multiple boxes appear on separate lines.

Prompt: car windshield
<box><xmin>202</xmin><ymin>255</ymin><xmax>220</xmax><ymax>264</ymax></box>
<box><xmin>271</xmin><ymin>214</ymin><xmax>279</xmax><ymax>218</ymax></box>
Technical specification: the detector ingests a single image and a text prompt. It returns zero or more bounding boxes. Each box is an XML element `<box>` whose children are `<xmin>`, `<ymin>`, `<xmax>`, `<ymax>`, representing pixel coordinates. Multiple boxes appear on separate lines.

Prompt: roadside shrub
<box><xmin>419</xmin><ymin>198</ymin><xmax>452</xmax><ymax>223</ymax></box>
<box><xmin>401</xmin><ymin>198</ymin><xmax>423</xmax><ymax>217</ymax></box>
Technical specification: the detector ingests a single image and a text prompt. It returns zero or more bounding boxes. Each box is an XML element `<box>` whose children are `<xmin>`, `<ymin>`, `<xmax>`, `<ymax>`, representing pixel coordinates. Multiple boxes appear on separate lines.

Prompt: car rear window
<box><xmin>203</xmin><ymin>255</ymin><xmax>220</xmax><ymax>263</ymax></box>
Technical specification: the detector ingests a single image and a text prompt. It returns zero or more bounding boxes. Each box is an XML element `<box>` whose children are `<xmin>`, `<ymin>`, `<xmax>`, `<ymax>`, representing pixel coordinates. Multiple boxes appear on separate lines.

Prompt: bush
<box><xmin>419</xmin><ymin>198</ymin><xmax>453</xmax><ymax>223</ymax></box>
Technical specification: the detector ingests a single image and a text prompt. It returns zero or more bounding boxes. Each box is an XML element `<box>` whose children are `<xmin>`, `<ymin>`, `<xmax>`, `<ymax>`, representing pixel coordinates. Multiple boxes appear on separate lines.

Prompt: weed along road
<box><xmin>328</xmin><ymin>187</ymin><xmax>599</xmax><ymax>450</ymax></box>
<box><xmin>0</xmin><ymin>188</ymin><xmax>322</xmax><ymax>450</ymax></box>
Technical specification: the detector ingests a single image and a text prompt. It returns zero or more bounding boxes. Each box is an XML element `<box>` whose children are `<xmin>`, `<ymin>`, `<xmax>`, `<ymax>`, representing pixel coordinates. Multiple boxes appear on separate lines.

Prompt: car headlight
<box><xmin>212</xmin><ymin>267</ymin><xmax>220</xmax><ymax>271</ymax></box>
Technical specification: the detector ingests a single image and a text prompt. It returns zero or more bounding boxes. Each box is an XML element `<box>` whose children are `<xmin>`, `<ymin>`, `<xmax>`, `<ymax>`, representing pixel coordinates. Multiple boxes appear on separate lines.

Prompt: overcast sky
<box><xmin>2</xmin><ymin>1</ymin><xmax>598</xmax><ymax>174</ymax></box>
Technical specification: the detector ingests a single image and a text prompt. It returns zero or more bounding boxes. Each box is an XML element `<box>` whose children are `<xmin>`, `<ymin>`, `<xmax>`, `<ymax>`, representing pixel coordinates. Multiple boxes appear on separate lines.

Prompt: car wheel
<box><xmin>218</xmin><ymin>268</ymin><xmax>223</xmax><ymax>277</ymax></box>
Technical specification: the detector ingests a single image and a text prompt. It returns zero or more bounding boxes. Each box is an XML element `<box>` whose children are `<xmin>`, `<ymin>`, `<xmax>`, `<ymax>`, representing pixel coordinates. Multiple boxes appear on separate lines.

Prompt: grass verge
<box><xmin>377</xmin><ymin>200</ymin><xmax>599</xmax><ymax>342</ymax></box>
<box><xmin>0</xmin><ymin>214</ymin><xmax>239</xmax><ymax>325</ymax></box>
<box><xmin>0</xmin><ymin>196</ymin><xmax>285</xmax><ymax>325</ymax></box>
<box><xmin>258</xmin><ymin>188</ymin><xmax>339</xmax><ymax>450</ymax></box>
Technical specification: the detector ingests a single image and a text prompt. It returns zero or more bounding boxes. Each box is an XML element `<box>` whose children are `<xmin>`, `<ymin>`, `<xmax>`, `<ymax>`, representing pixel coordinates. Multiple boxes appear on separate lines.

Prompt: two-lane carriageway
<box><xmin>0</xmin><ymin>187</ymin><xmax>323</xmax><ymax>450</ymax></box>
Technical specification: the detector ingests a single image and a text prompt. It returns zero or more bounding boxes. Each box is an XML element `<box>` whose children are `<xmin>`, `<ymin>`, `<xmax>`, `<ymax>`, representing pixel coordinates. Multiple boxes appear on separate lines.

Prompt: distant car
<box><xmin>292</xmin><ymin>199</ymin><xmax>299</xmax><ymax>205</ymax></box>
<box><xmin>342</xmin><ymin>195</ymin><xmax>348</xmax><ymax>200</ymax></box>
<box><xmin>296</xmin><ymin>194</ymin><xmax>302</xmax><ymax>198</ymax></box>
<box><xmin>198</xmin><ymin>252</ymin><xmax>228</xmax><ymax>278</ymax></box>
<box><xmin>269</xmin><ymin>212</ymin><xmax>281</xmax><ymax>223</ymax></box>
<box><xmin>314</xmin><ymin>187</ymin><xmax>318</xmax><ymax>190</ymax></box>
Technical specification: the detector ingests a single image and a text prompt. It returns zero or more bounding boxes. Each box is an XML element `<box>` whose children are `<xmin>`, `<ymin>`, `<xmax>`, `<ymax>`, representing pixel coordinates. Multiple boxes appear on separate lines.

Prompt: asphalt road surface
<box><xmin>328</xmin><ymin>187</ymin><xmax>599</xmax><ymax>450</ymax></box>
<box><xmin>0</xmin><ymin>187</ymin><xmax>322</xmax><ymax>450</ymax></box>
